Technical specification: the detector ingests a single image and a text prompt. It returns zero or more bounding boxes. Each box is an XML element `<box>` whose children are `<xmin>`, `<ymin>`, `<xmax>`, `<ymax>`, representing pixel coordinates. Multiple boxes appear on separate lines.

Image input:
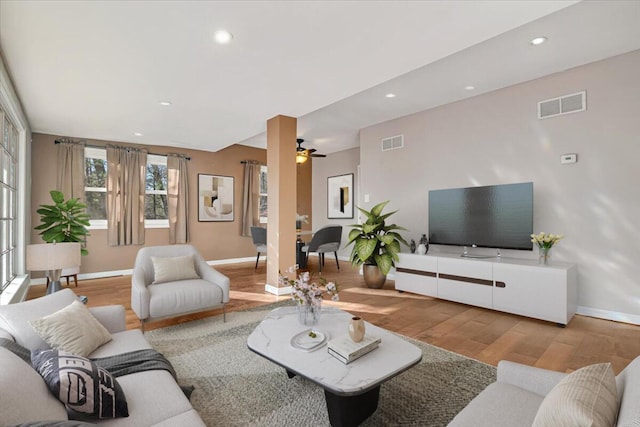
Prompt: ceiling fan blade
<box><xmin>296</xmin><ymin>138</ymin><xmax>326</xmax><ymax>158</ymax></box>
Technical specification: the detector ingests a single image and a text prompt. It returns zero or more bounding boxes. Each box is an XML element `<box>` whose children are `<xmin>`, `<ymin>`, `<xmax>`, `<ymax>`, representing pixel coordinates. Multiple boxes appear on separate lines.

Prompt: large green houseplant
<box><xmin>35</xmin><ymin>190</ymin><xmax>90</xmax><ymax>255</ymax></box>
<box><xmin>347</xmin><ymin>200</ymin><xmax>407</xmax><ymax>288</ymax></box>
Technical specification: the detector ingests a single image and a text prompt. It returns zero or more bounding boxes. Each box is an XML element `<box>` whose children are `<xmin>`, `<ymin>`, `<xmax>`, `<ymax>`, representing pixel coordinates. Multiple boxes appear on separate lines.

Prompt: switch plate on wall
<box><xmin>561</xmin><ymin>153</ymin><xmax>577</xmax><ymax>164</ymax></box>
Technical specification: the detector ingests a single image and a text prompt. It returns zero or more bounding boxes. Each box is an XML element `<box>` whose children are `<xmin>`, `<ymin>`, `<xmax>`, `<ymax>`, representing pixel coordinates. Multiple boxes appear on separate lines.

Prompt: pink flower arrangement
<box><xmin>279</xmin><ymin>266</ymin><xmax>339</xmax><ymax>307</ymax></box>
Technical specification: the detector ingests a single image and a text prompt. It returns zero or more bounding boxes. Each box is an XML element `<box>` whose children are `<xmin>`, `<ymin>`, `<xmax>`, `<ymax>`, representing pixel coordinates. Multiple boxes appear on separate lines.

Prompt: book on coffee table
<box><xmin>327</xmin><ymin>334</ymin><xmax>381</xmax><ymax>364</ymax></box>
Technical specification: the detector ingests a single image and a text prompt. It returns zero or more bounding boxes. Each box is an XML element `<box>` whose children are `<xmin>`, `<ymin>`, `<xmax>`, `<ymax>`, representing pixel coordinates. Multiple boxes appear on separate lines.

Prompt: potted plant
<box><xmin>347</xmin><ymin>200</ymin><xmax>407</xmax><ymax>288</ymax></box>
<box><xmin>35</xmin><ymin>190</ymin><xmax>90</xmax><ymax>255</ymax></box>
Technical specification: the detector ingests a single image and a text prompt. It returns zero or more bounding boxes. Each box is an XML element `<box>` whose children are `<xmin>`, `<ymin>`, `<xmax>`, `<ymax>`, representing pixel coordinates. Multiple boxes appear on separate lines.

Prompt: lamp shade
<box><xmin>26</xmin><ymin>242</ymin><xmax>81</xmax><ymax>271</ymax></box>
<box><xmin>296</xmin><ymin>153</ymin><xmax>308</xmax><ymax>164</ymax></box>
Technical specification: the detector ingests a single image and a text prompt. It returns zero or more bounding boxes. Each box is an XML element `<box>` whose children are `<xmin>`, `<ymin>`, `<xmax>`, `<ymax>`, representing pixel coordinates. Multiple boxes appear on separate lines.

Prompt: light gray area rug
<box><xmin>145</xmin><ymin>302</ymin><xmax>495</xmax><ymax>426</ymax></box>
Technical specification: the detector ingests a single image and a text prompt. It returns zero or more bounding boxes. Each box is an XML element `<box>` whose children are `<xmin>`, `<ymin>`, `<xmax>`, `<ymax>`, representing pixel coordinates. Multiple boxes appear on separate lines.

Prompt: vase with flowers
<box><xmin>296</xmin><ymin>213</ymin><xmax>309</xmax><ymax>231</ymax></box>
<box><xmin>279</xmin><ymin>266</ymin><xmax>339</xmax><ymax>326</ymax></box>
<box><xmin>531</xmin><ymin>232</ymin><xmax>564</xmax><ymax>265</ymax></box>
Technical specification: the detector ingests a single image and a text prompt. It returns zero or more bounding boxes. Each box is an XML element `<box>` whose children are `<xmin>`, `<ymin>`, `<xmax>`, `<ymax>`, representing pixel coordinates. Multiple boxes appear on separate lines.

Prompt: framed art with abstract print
<box><xmin>198</xmin><ymin>174</ymin><xmax>234</xmax><ymax>222</ymax></box>
<box><xmin>327</xmin><ymin>173</ymin><xmax>354</xmax><ymax>219</ymax></box>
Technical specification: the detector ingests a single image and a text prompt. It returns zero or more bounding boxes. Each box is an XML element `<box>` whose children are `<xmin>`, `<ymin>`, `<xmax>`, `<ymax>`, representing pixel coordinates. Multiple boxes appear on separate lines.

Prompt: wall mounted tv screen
<box><xmin>428</xmin><ymin>182</ymin><xmax>533</xmax><ymax>250</ymax></box>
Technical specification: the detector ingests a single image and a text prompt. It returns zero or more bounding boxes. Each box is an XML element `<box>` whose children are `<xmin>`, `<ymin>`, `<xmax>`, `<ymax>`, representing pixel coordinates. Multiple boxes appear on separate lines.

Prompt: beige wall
<box><xmin>296</xmin><ymin>159</ymin><xmax>312</xmax><ymax>231</ymax></box>
<box><xmin>312</xmin><ymin>147</ymin><xmax>360</xmax><ymax>258</ymax></box>
<box><xmin>359</xmin><ymin>50</ymin><xmax>640</xmax><ymax>318</ymax></box>
<box><xmin>30</xmin><ymin>133</ymin><xmax>266</xmax><ymax>275</ymax></box>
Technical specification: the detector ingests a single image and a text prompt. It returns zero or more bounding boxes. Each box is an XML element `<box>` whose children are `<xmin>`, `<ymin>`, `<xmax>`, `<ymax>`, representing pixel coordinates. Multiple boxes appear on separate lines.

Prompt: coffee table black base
<box><xmin>285</xmin><ymin>370</ymin><xmax>380</xmax><ymax>426</ymax></box>
<box><xmin>324</xmin><ymin>386</ymin><xmax>380</xmax><ymax>427</ymax></box>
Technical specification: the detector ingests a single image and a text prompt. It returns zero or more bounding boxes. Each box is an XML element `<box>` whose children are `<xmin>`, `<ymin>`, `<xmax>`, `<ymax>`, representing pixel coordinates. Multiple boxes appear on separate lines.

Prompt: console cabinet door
<box><xmin>493</xmin><ymin>263</ymin><xmax>569</xmax><ymax>324</ymax></box>
<box><xmin>395</xmin><ymin>254</ymin><xmax>437</xmax><ymax>297</ymax></box>
<box><xmin>437</xmin><ymin>258</ymin><xmax>493</xmax><ymax>309</ymax></box>
<box><xmin>395</xmin><ymin>271</ymin><xmax>437</xmax><ymax>297</ymax></box>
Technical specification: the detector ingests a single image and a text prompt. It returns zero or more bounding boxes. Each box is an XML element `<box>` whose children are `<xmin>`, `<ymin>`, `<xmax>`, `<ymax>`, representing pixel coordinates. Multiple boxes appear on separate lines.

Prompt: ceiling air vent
<box><xmin>538</xmin><ymin>91</ymin><xmax>586</xmax><ymax>119</ymax></box>
<box><xmin>381</xmin><ymin>135</ymin><xmax>404</xmax><ymax>152</ymax></box>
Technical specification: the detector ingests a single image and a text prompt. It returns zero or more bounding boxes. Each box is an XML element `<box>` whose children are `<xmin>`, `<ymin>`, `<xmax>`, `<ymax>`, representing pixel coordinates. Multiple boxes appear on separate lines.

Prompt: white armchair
<box><xmin>448</xmin><ymin>357</ymin><xmax>640</xmax><ymax>426</ymax></box>
<box><xmin>131</xmin><ymin>245</ymin><xmax>230</xmax><ymax>330</ymax></box>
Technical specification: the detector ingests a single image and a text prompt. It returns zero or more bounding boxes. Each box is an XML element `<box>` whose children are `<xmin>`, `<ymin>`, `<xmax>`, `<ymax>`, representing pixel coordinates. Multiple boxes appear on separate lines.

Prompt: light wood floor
<box><xmin>28</xmin><ymin>259</ymin><xmax>640</xmax><ymax>374</ymax></box>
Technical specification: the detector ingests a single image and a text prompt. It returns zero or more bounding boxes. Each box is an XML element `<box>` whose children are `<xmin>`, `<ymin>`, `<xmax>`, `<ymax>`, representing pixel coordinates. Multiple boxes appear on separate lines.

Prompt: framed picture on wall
<box><xmin>327</xmin><ymin>173</ymin><xmax>354</xmax><ymax>219</ymax></box>
<box><xmin>198</xmin><ymin>174</ymin><xmax>234</xmax><ymax>222</ymax></box>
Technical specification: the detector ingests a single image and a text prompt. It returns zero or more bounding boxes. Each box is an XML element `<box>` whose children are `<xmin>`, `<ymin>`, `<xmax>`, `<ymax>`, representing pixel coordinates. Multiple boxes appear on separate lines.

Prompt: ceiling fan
<box><xmin>296</xmin><ymin>138</ymin><xmax>326</xmax><ymax>164</ymax></box>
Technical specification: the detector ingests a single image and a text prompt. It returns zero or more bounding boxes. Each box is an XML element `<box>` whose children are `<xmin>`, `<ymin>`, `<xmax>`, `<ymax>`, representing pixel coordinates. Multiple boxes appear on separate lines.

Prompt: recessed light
<box><xmin>133</xmin><ymin>132</ymin><xmax>143</xmax><ymax>137</ymax></box>
<box><xmin>159</xmin><ymin>101</ymin><xmax>172</xmax><ymax>106</ymax></box>
<box><xmin>214</xmin><ymin>29</ymin><xmax>233</xmax><ymax>45</ymax></box>
<box><xmin>464</xmin><ymin>85</ymin><xmax>475</xmax><ymax>91</ymax></box>
<box><xmin>530</xmin><ymin>37</ymin><xmax>547</xmax><ymax>46</ymax></box>
<box><xmin>385</xmin><ymin>93</ymin><xmax>396</xmax><ymax>98</ymax></box>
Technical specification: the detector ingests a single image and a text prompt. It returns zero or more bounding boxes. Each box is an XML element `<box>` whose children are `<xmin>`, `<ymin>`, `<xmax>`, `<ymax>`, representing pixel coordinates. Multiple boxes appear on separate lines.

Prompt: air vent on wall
<box><xmin>381</xmin><ymin>134</ymin><xmax>404</xmax><ymax>151</ymax></box>
<box><xmin>538</xmin><ymin>91</ymin><xmax>586</xmax><ymax>119</ymax></box>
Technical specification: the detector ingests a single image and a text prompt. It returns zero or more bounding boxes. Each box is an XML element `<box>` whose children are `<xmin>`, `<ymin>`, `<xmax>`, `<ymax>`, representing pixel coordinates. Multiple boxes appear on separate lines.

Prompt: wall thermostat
<box><xmin>561</xmin><ymin>153</ymin><xmax>577</xmax><ymax>164</ymax></box>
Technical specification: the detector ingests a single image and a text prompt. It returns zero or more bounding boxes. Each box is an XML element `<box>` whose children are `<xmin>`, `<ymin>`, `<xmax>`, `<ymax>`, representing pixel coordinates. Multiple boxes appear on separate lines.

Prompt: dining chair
<box><xmin>250</xmin><ymin>226</ymin><xmax>267</xmax><ymax>271</ymax></box>
<box><xmin>301</xmin><ymin>225</ymin><xmax>343</xmax><ymax>273</ymax></box>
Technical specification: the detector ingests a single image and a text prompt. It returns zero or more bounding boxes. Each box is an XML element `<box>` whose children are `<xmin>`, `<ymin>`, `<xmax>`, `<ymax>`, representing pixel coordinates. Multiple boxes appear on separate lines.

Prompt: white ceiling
<box><xmin>1</xmin><ymin>1</ymin><xmax>638</xmax><ymax>155</ymax></box>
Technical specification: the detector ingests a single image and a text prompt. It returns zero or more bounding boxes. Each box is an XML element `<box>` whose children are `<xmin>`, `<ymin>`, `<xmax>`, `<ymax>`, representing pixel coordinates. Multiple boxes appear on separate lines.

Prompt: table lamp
<box><xmin>26</xmin><ymin>242</ymin><xmax>81</xmax><ymax>294</ymax></box>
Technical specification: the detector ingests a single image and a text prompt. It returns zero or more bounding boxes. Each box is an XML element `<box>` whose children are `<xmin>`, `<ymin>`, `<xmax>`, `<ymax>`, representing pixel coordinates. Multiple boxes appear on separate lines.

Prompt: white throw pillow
<box><xmin>151</xmin><ymin>254</ymin><xmax>200</xmax><ymax>284</ymax></box>
<box><xmin>29</xmin><ymin>300</ymin><xmax>112</xmax><ymax>357</ymax></box>
<box><xmin>532</xmin><ymin>362</ymin><xmax>618</xmax><ymax>427</ymax></box>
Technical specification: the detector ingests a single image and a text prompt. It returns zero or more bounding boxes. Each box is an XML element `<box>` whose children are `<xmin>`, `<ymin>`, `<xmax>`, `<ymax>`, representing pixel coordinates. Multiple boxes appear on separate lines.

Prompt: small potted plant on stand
<box><xmin>35</xmin><ymin>190</ymin><xmax>90</xmax><ymax>286</ymax></box>
<box><xmin>347</xmin><ymin>200</ymin><xmax>407</xmax><ymax>289</ymax></box>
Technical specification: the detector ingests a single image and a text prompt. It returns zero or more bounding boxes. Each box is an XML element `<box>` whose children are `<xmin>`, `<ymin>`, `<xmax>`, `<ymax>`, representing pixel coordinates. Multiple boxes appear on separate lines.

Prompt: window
<box><xmin>145</xmin><ymin>154</ymin><xmax>168</xmax><ymax>228</ymax></box>
<box><xmin>259</xmin><ymin>165</ymin><xmax>268</xmax><ymax>224</ymax></box>
<box><xmin>0</xmin><ymin>110</ymin><xmax>18</xmax><ymax>294</ymax></box>
<box><xmin>85</xmin><ymin>147</ymin><xmax>107</xmax><ymax>228</ymax></box>
<box><xmin>84</xmin><ymin>148</ymin><xmax>169</xmax><ymax>228</ymax></box>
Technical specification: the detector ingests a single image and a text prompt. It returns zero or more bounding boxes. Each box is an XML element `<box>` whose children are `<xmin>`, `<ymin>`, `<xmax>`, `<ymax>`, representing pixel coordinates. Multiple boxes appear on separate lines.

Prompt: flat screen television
<box><xmin>428</xmin><ymin>182</ymin><xmax>533</xmax><ymax>251</ymax></box>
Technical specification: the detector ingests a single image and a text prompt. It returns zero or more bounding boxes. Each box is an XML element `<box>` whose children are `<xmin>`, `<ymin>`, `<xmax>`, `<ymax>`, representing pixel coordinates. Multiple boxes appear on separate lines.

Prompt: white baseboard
<box><xmin>29</xmin><ymin>268</ymin><xmax>134</xmax><ymax>286</ymax></box>
<box><xmin>265</xmin><ymin>284</ymin><xmax>292</xmax><ymax>296</ymax></box>
<box><xmin>207</xmin><ymin>256</ymin><xmax>258</xmax><ymax>266</ymax></box>
<box><xmin>28</xmin><ymin>257</ymin><xmax>258</xmax><ymax>287</ymax></box>
<box><xmin>308</xmin><ymin>253</ymin><xmax>350</xmax><ymax>261</ymax></box>
<box><xmin>28</xmin><ymin>259</ymin><xmax>637</xmax><ymax>326</ymax></box>
<box><xmin>27</xmin><ymin>255</ymin><xmax>342</xmax><ymax>287</ymax></box>
<box><xmin>577</xmin><ymin>306</ymin><xmax>640</xmax><ymax>326</ymax></box>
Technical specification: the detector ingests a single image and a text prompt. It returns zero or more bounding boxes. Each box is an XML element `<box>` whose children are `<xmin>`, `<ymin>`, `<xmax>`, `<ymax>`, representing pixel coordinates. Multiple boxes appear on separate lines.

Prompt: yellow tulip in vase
<box><xmin>531</xmin><ymin>232</ymin><xmax>564</xmax><ymax>265</ymax></box>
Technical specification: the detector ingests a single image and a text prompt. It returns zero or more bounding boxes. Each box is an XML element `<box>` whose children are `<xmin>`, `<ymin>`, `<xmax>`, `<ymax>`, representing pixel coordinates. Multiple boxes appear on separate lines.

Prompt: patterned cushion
<box><xmin>31</xmin><ymin>349</ymin><xmax>129</xmax><ymax>420</ymax></box>
<box><xmin>29</xmin><ymin>300</ymin><xmax>112</xmax><ymax>357</ymax></box>
<box><xmin>532</xmin><ymin>362</ymin><xmax>618</xmax><ymax>427</ymax></box>
<box><xmin>151</xmin><ymin>255</ymin><xmax>200</xmax><ymax>284</ymax></box>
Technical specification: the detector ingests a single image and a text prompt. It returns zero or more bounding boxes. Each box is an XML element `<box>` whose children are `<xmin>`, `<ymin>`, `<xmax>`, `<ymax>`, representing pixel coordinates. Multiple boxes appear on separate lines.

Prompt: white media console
<box><xmin>395</xmin><ymin>253</ymin><xmax>578</xmax><ymax>326</ymax></box>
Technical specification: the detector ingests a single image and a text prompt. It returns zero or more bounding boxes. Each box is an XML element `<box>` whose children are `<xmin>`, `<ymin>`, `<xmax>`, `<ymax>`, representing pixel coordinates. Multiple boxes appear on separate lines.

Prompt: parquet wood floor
<box><xmin>27</xmin><ymin>259</ymin><xmax>640</xmax><ymax>374</ymax></box>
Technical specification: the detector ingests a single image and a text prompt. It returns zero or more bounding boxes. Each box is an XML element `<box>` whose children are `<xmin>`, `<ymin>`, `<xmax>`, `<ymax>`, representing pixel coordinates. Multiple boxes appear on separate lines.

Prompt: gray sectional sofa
<box><xmin>0</xmin><ymin>289</ymin><xmax>204</xmax><ymax>426</ymax></box>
